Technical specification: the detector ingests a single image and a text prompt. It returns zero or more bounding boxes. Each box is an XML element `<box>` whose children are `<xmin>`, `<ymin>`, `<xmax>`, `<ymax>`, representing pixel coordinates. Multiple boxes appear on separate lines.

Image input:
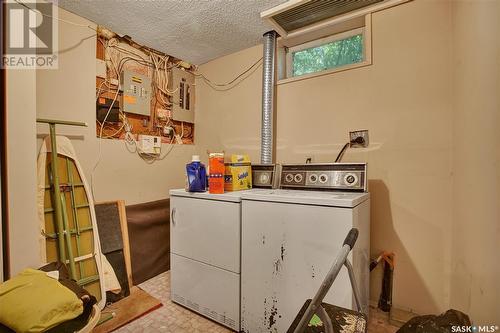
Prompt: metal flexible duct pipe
<box><xmin>261</xmin><ymin>31</ymin><xmax>277</xmax><ymax>164</ymax></box>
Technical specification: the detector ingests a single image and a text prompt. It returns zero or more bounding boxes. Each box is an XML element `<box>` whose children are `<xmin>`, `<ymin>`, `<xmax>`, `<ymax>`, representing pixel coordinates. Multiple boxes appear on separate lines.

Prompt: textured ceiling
<box><xmin>58</xmin><ymin>0</ymin><xmax>287</xmax><ymax>64</ymax></box>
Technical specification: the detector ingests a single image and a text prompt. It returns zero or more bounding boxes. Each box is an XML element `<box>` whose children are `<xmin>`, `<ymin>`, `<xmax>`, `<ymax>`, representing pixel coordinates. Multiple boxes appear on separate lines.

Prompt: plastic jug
<box><xmin>186</xmin><ymin>155</ymin><xmax>207</xmax><ymax>192</ymax></box>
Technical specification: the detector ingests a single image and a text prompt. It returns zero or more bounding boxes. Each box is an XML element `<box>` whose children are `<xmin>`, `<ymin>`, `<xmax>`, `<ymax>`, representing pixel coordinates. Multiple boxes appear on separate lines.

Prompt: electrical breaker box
<box><xmin>96</xmin><ymin>97</ymin><xmax>120</xmax><ymax>123</ymax></box>
<box><xmin>171</xmin><ymin>68</ymin><xmax>195</xmax><ymax>123</ymax></box>
<box><xmin>138</xmin><ymin>135</ymin><xmax>161</xmax><ymax>155</ymax></box>
<box><xmin>121</xmin><ymin>70</ymin><xmax>151</xmax><ymax>116</ymax></box>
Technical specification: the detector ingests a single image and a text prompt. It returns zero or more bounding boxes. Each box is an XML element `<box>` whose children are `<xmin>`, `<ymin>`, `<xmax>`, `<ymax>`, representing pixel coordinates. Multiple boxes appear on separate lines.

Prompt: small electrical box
<box><xmin>138</xmin><ymin>135</ymin><xmax>161</xmax><ymax>155</ymax></box>
<box><xmin>163</xmin><ymin>125</ymin><xmax>174</xmax><ymax>137</ymax></box>
<box><xmin>121</xmin><ymin>70</ymin><xmax>151</xmax><ymax>116</ymax></box>
<box><xmin>96</xmin><ymin>59</ymin><xmax>107</xmax><ymax>78</ymax></box>
<box><xmin>96</xmin><ymin>97</ymin><xmax>120</xmax><ymax>123</ymax></box>
<box><xmin>171</xmin><ymin>68</ymin><xmax>195</xmax><ymax>123</ymax></box>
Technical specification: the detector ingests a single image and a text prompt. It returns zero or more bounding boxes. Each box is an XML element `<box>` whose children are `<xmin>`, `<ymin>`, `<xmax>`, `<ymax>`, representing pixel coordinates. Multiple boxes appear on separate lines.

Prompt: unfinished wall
<box><xmin>5</xmin><ymin>69</ymin><xmax>40</xmax><ymax>275</ymax></box>
<box><xmin>35</xmin><ymin>8</ymin><xmax>196</xmax><ymax>205</ymax></box>
<box><xmin>196</xmin><ymin>0</ymin><xmax>454</xmax><ymax>315</ymax></box>
<box><xmin>450</xmin><ymin>0</ymin><xmax>500</xmax><ymax>323</ymax></box>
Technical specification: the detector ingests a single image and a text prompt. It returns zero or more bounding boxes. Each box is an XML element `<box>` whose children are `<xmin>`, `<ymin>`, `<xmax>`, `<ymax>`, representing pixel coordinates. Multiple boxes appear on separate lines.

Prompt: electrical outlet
<box><xmin>349</xmin><ymin>130</ymin><xmax>369</xmax><ymax>148</ymax></box>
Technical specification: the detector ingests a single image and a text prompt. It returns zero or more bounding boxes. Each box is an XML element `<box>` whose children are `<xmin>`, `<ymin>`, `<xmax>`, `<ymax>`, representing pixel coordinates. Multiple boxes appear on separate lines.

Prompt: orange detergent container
<box><xmin>208</xmin><ymin>152</ymin><xmax>225</xmax><ymax>194</ymax></box>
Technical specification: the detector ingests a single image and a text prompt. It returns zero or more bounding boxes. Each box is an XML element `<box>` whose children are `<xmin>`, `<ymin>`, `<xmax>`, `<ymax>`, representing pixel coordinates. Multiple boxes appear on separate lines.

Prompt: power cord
<box><xmin>334</xmin><ymin>137</ymin><xmax>366</xmax><ymax>163</ymax></box>
<box><xmin>335</xmin><ymin>143</ymin><xmax>350</xmax><ymax>163</ymax></box>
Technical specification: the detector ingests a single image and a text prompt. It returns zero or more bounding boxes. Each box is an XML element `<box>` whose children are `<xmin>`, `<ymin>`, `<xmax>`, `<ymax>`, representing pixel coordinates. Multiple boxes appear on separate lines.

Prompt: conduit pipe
<box><xmin>261</xmin><ymin>30</ymin><xmax>277</xmax><ymax>164</ymax></box>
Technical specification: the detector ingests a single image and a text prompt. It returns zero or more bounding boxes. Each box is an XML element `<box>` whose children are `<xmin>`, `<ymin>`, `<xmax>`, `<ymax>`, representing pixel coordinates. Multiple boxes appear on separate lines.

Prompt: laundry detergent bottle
<box><xmin>186</xmin><ymin>155</ymin><xmax>207</xmax><ymax>192</ymax></box>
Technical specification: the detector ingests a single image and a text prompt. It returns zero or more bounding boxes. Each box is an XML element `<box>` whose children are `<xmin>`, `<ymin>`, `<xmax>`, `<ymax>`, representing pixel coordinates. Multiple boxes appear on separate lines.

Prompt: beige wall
<box><xmin>35</xmin><ymin>8</ymin><xmax>196</xmax><ymax>205</ymax></box>
<box><xmin>6</xmin><ymin>68</ymin><xmax>40</xmax><ymax>275</ymax></box>
<box><xmin>197</xmin><ymin>0</ymin><xmax>500</xmax><ymax>321</ymax></box>
<box><xmin>6</xmin><ymin>0</ymin><xmax>498</xmax><ymax>322</ymax></box>
<box><xmin>195</xmin><ymin>45</ymin><xmax>264</xmax><ymax>161</ymax></box>
<box><xmin>450</xmin><ymin>0</ymin><xmax>500</xmax><ymax>323</ymax></box>
<box><xmin>196</xmin><ymin>0</ymin><xmax>455</xmax><ymax>315</ymax></box>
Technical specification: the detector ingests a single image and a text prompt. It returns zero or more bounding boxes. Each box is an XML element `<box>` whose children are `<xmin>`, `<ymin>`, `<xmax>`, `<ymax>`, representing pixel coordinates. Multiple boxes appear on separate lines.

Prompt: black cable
<box><xmin>335</xmin><ymin>142</ymin><xmax>350</xmax><ymax>163</ymax></box>
<box><xmin>335</xmin><ymin>136</ymin><xmax>366</xmax><ymax>163</ymax></box>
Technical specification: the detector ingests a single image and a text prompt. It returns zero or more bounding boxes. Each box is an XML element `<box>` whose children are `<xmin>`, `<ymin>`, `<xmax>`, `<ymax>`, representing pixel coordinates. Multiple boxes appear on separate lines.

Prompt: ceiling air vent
<box><xmin>262</xmin><ymin>0</ymin><xmax>409</xmax><ymax>37</ymax></box>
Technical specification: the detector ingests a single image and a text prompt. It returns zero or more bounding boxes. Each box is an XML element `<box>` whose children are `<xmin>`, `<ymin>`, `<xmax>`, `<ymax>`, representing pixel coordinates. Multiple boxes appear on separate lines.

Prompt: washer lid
<box><xmin>240</xmin><ymin>189</ymin><xmax>370</xmax><ymax>208</ymax></box>
<box><xmin>170</xmin><ymin>188</ymin><xmax>259</xmax><ymax>202</ymax></box>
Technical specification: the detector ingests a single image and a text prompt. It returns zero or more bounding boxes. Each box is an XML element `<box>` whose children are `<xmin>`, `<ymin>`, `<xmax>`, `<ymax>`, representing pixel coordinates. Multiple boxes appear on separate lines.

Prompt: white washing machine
<box><xmin>169</xmin><ymin>166</ymin><xmax>282</xmax><ymax>331</ymax></box>
<box><xmin>169</xmin><ymin>189</ymin><xmax>244</xmax><ymax>330</ymax></box>
<box><xmin>240</xmin><ymin>164</ymin><xmax>370</xmax><ymax>333</ymax></box>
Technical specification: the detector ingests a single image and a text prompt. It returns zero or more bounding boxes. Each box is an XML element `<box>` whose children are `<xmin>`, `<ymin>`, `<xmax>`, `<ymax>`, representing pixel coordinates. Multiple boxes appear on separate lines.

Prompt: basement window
<box><xmin>286</xmin><ymin>27</ymin><xmax>366</xmax><ymax>78</ymax></box>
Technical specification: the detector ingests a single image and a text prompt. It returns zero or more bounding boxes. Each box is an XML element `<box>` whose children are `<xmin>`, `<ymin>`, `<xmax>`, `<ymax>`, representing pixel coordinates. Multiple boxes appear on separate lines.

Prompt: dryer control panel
<box><xmin>280</xmin><ymin>163</ymin><xmax>367</xmax><ymax>192</ymax></box>
<box><xmin>252</xmin><ymin>164</ymin><xmax>282</xmax><ymax>189</ymax></box>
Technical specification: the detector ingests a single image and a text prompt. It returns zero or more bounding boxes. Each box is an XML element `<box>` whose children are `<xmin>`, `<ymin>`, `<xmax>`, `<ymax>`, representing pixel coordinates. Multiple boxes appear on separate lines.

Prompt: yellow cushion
<box><xmin>0</xmin><ymin>269</ymin><xmax>83</xmax><ymax>333</ymax></box>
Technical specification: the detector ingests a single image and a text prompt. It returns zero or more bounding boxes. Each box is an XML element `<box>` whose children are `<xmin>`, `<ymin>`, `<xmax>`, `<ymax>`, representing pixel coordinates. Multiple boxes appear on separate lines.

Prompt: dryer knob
<box><xmin>294</xmin><ymin>174</ymin><xmax>303</xmax><ymax>183</ymax></box>
<box><xmin>344</xmin><ymin>173</ymin><xmax>358</xmax><ymax>186</ymax></box>
<box><xmin>259</xmin><ymin>173</ymin><xmax>270</xmax><ymax>184</ymax></box>
<box><xmin>319</xmin><ymin>174</ymin><xmax>328</xmax><ymax>184</ymax></box>
<box><xmin>309</xmin><ymin>174</ymin><xmax>318</xmax><ymax>183</ymax></box>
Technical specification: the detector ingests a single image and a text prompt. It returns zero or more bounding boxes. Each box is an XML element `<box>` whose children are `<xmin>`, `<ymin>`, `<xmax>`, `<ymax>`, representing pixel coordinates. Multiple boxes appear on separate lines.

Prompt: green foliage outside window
<box><xmin>292</xmin><ymin>34</ymin><xmax>364</xmax><ymax>77</ymax></box>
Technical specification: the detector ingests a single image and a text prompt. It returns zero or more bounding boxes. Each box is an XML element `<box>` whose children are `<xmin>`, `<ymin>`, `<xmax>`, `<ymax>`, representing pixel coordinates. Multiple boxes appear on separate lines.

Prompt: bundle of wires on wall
<box><xmin>193</xmin><ymin>57</ymin><xmax>263</xmax><ymax>91</ymax></box>
<box><xmin>91</xmin><ymin>33</ymin><xmax>182</xmax><ymax>196</ymax></box>
<box><xmin>92</xmin><ymin>27</ymin><xmax>265</xmax><ymax>197</ymax></box>
<box><xmin>122</xmin><ymin>120</ymin><xmax>176</xmax><ymax>165</ymax></box>
<box><xmin>95</xmin><ymin>36</ymin><xmax>180</xmax><ymax>160</ymax></box>
<box><xmin>95</xmin><ymin>28</ymin><xmax>263</xmax><ymax>147</ymax></box>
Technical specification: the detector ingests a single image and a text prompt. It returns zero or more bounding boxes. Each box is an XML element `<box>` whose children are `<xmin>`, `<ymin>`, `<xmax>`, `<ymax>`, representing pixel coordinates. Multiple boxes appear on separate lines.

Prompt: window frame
<box><xmin>278</xmin><ymin>14</ymin><xmax>372</xmax><ymax>85</ymax></box>
<box><xmin>286</xmin><ymin>27</ymin><xmax>366</xmax><ymax>79</ymax></box>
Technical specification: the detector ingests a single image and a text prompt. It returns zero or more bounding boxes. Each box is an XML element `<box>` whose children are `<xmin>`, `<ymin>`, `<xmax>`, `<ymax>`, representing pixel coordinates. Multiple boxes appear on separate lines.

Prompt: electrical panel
<box><xmin>171</xmin><ymin>68</ymin><xmax>195</xmax><ymax>123</ymax></box>
<box><xmin>96</xmin><ymin>97</ymin><xmax>120</xmax><ymax>123</ymax></box>
<box><xmin>138</xmin><ymin>135</ymin><xmax>161</xmax><ymax>155</ymax></box>
<box><xmin>121</xmin><ymin>70</ymin><xmax>151</xmax><ymax>116</ymax></box>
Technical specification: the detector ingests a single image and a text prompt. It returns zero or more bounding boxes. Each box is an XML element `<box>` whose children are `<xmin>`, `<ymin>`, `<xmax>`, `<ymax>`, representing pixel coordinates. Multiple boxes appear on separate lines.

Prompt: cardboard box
<box><xmin>224</xmin><ymin>155</ymin><xmax>252</xmax><ymax>191</ymax></box>
<box><xmin>208</xmin><ymin>152</ymin><xmax>225</xmax><ymax>194</ymax></box>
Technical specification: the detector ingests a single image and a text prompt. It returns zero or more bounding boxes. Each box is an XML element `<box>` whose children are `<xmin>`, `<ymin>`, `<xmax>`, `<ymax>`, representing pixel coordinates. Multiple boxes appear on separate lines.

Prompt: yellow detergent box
<box><xmin>224</xmin><ymin>155</ymin><xmax>252</xmax><ymax>191</ymax></box>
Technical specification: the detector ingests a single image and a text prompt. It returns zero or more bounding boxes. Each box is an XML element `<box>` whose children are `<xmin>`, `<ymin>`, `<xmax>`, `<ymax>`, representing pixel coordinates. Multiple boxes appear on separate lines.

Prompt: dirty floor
<box><xmin>116</xmin><ymin>271</ymin><xmax>400</xmax><ymax>333</ymax></box>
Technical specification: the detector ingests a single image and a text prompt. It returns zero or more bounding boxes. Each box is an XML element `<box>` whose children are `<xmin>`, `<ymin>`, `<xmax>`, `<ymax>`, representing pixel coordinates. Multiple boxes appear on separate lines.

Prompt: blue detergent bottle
<box><xmin>186</xmin><ymin>155</ymin><xmax>207</xmax><ymax>192</ymax></box>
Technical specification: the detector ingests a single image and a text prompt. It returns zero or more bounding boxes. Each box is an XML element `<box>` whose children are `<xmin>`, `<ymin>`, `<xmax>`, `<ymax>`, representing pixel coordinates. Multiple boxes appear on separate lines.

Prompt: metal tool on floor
<box><xmin>288</xmin><ymin>228</ymin><xmax>367</xmax><ymax>333</ymax></box>
<box><xmin>37</xmin><ymin>118</ymin><xmax>106</xmax><ymax>307</ymax></box>
<box><xmin>369</xmin><ymin>251</ymin><xmax>395</xmax><ymax>312</ymax></box>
